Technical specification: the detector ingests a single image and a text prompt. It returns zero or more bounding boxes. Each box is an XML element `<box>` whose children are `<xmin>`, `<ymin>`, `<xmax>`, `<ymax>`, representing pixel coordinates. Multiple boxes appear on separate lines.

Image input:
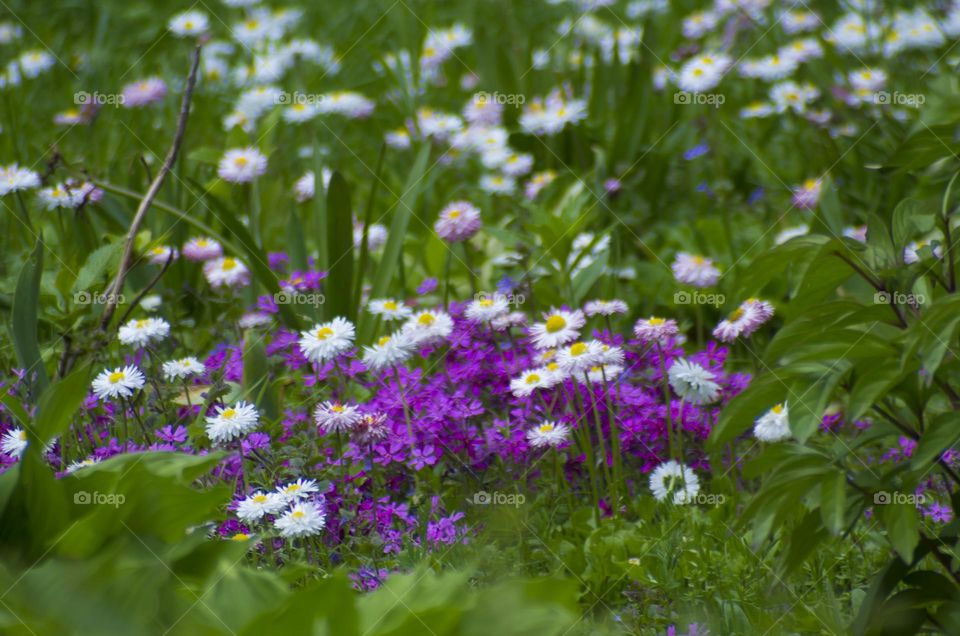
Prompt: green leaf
<box><xmin>242</xmin><ymin>333</ymin><xmax>277</xmax><ymax>420</ymax></box>
<box><xmin>11</xmin><ymin>238</ymin><xmax>49</xmax><ymax>393</ymax></box>
<box><xmin>325</xmin><ymin>171</ymin><xmax>355</xmax><ymax>322</ymax></box>
<box><xmin>879</xmin><ymin>502</ymin><xmax>919</xmax><ymax>564</ymax></box>
<box><xmin>912</xmin><ymin>412</ymin><xmax>960</xmax><ymax>469</ymax></box>
<box><xmin>820</xmin><ymin>471</ymin><xmax>848</xmax><ymax>535</ymax></box>
<box><xmin>72</xmin><ymin>242</ymin><xmax>122</xmax><ymax>294</ymax></box>
<box><xmin>34</xmin><ymin>363</ymin><xmax>91</xmax><ymax>444</ymax></box>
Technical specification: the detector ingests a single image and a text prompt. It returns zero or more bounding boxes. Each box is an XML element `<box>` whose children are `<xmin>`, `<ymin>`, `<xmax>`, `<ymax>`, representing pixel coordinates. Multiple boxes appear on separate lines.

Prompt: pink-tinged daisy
<box><xmin>352</xmin><ymin>412</ymin><xmax>389</xmax><ymax>444</ymax></box>
<box><xmin>712</xmin><ymin>298</ymin><xmax>774</xmax><ymax>343</ymax></box>
<box><xmin>667</xmin><ymin>359</ymin><xmax>720</xmax><ymax>405</ymax></box>
<box><xmin>526</xmin><ymin>420</ymin><xmax>570</xmax><ymax>449</ymax></box>
<box><xmin>557</xmin><ymin>340</ymin><xmax>604</xmax><ymax>375</ymax></box>
<box><xmin>529</xmin><ymin>308</ymin><xmax>585</xmax><ymax>350</ymax></box>
<box><xmin>368</xmin><ymin>298</ymin><xmax>413</xmax><ymax>321</ymax></box>
<box><xmin>147</xmin><ymin>245</ymin><xmax>178</xmax><ymax>265</ymax></box>
<box><xmin>362</xmin><ymin>332</ymin><xmax>414</xmax><ymax>371</ymax></box>
<box><xmin>464</xmin><ymin>295</ymin><xmax>510</xmax><ymax>323</ymax></box>
<box><xmin>0</xmin><ymin>163</ymin><xmax>40</xmax><ymax>195</ymax></box>
<box><xmin>672</xmin><ymin>252</ymin><xmax>720</xmax><ymax>288</ymax></box>
<box><xmin>205</xmin><ymin>401</ymin><xmax>259</xmax><ymax>444</ymax></box>
<box><xmin>117</xmin><ymin>317</ymin><xmax>170</xmax><ymax>348</ymax></box>
<box><xmin>434</xmin><ymin>200</ymin><xmax>481</xmax><ymax>242</ymax></box>
<box><xmin>491</xmin><ymin>311</ymin><xmax>527</xmax><ymax>332</ymax></box>
<box><xmin>121</xmin><ymin>77</ymin><xmax>167</xmax><ymax>108</ymax></box>
<box><xmin>217</xmin><ymin>147</ymin><xmax>267</xmax><ymax>184</ymax></box>
<box><xmin>584</xmin><ymin>299</ymin><xmax>629</xmax><ymax>317</ymax></box>
<box><xmin>203</xmin><ymin>256</ymin><xmax>250</xmax><ymax>288</ymax></box>
<box><xmin>314</xmin><ymin>401</ymin><xmax>362</xmax><ymax>434</ymax></box>
<box><xmin>791</xmin><ymin>178</ymin><xmax>822</xmax><ymax>209</ymax></box>
<box><xmin>633</xmin><ymin>317</ymin><xmax>679</xmax><ymax>345</ymax></box>
<box><xmin>183</xmin><ymin>237</ymin><xmax>223</xmax><ymax>261</ymax></box>
<box><xmin>402</xmin><ymin>309</ymin><xmax>454</xmax><ymax>346</ymax></box>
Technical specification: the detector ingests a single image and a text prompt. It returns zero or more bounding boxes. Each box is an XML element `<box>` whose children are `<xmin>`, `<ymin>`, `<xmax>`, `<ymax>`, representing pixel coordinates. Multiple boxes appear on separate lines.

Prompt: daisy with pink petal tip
<box><xmin>434</xmin><ymin>200</ymin><xmax>481</xmax><ymax>243</ymax></box>
<box><xmin>633</xmin><ymin>317</ymin><xmax>679</xmax><ymax>345</ymax></box>
<box><xmin>146</xmin><ymin>245</ymin><xmax>178</xmax><ymax>265</ymax></box>
<box><xmin>217</xmin><ymin>147</ymin><xmax>268</xmax><ymax>184</ymax></box>
<box><xmin>791</xmin><ymin>178</ymin><xmax>822</xmax><ymax>209</ymax></box>
<box><xmin>203</xmin><ymin>256</ymin><xmax>250</xmax><ymax>288</ymax></box>
<box><xmin>183</xmin><ymin>237</ymin><xmax>223</xmax><ymax>261</ymax></box>
<box><xmin>712</xmin><ymin>298</ymin><xmax>774</xmax><ymax>343</ymax></box>
<box><xmin>121</xmin><ymin>77</ymin><xmax>167</xmax><ymax>108</ymax></box>
<box><xmin>672</xmin><ymin>252</ymin><xmax>720</xmax><ymax>288</ymax></box>
<box><xmin>584</xmin><ymin>299</ymin><xmax>628</xmax><ymax>317</ymax></box>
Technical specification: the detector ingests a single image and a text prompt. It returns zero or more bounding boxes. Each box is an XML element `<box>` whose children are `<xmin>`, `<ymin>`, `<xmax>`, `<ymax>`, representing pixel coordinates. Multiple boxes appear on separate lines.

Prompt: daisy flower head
<box><xmin>0</xmin><ymin>163</ymin><xmax>40</xmax><ymax>196</ymax></box>
<box><xmin>434</xmin><ymin>200</ymin><xmax>481</xmax><ymax>243</ymax></box>
<box><xmin>368</xmin><ymin>298</ymin><xmax>413</xmax><ymax>322</ymax></box>
<box><xmin>529</xmin><ymin>308</ymin><xmax>586</xmax><ymax>350</ymax></box>
<box><xmin>298</xmin><ymin>317</ymin><xmax>356</xmax><ymax>364</ymax></box>
<box><xmin>277</xmin><ymin>478</ymin><xmax>320</xmax><ymax>502</ymax></box>
<box><xmin>162</xmin><ymin>356</ymin><xmax>204</xmax><ymax>381</ymax></box>
<box><xmin>510</xmin><ymin>368</ymin><xmax>553</xmax><ymax>398</ymax></box>
<box><xmin>668</xmin><ymin>358</ymin><xmax>720</xmax><ymax>404</ymax></box>
<box><xmin>491</xmin><ymin>311</ymin><xmax>528</xmax><ymax>332</ymax></box>
<box><xmin>1</xmin><ymin>428</ymin><xmax>27</xmax><ymax>458</ymax></box>
<box><xmin>584</xmin><ymin>299</ymin><xmax>629</xmax><ymax>317</ymax></box>
<box><xmin>578</xmin><ymin>363</ymin><xmax>624</xmax><ymax>385</ymax></box>
<box><xmin>526</xmin><ymin>420</ymin><xmax>571</xmax><ymax>449</ymax></box>
<box><xmin>649</xmin><ymin>460</ymin><xmax>700</xmax><ymax>504</ymax></box>
<box><xmin>464</xmin><ymin>294</ymin><xmax>510</xmax><ymax>323</ymax></box>
<box><xmin>712</xmin><ymin>298</ymin><xmax>774</xmax><ymax>343</ymax></box>
<box><xmin>182</xmin><ymin>237</ymin><xmax>223</xmax><ymax>261</ymax></box>
<box><xmin>314</xmin><ymin>401</ymin><xmax>362</xmax><ymax>434</ymax></box>
<box><xmin>18</xmin><ymin>50</ymin><xmax>54</xmax><ymax>78</ymax></box>
<box><xmin>362</xmin><ymin>332</ymin><xmax>414</xmax><ymax>371</ymax></box>
<box><xmin>677</xmin><ymin>53</ymin><xmax>731</xmax><ymax>93</ymax></box>
<box><xmin>791</xmin><ymin>178</ymin><xmax>822</xmax><ymax>209</ymax></box>
<box><xmin>38</xmin><ymin>183</ymin><xmax>84</xmax><ymax>210</ymax></box>
<box><xmin>275</xmin><ymin>501</ymin><xmax>326</xmax><ymax>538</ymax></box>
<box><xmin>147</xmin><ymin>245</ymin><xmax>178</xmax><ymax>265</ymax></box>
<box><xmin>754</xmin><ymin>403</ymin><xmax>791</xmax><ymax>442</ymax></box>
<box><xmin>236</xmin><ymin>491</ymin><xmax>286</xmax><ymax>523</ymax></box>
<box><xmin>92</xmin><ymin>365</ymin><xmax>146</xmax><ymax>400</ymax></box>
<box><xmin>117</xmin><ymin>317</ymin><xmax>170</xmax><ymax>349</ymax></box>
<box><xmin>672</xmin><ymin>252</ymin><xmax>720</xmax><ymax>288</ymax></box>
<box><xmin>169</xmin><ymin>10</ymin><xmax>209</xmax><ymax>37</ymax></box>
<box><xmin>352</xmin><ymin>412</ymin><xmax>390</xmax><ymax>444</ymax></box>
<box><xmin>203</xmin><ymin>256</ymin><xmax>250</xmax><ymax>288</ymax></box>
<box><xmin>217</xmin><ymin>147</ymin><xmax>267</xmax><ymax>184</ymax></box>
<box><xmin>633</xmin><ymin>317</ymin><xmax>679</xmax><ymax>345</ymax></box>
<box><xmin>205</xmin><ymin>401</ymin><xmax>259</xmax><ymax>444</ymax></box>
<box><xmin>121</xmin><ymin>77</ymin><xmax>167</xmax><ymax>108</ymax></box>
<box><xmin>402</xmin><ymin>309</ymin><xmax>454</xmax><ymax>346</ymax></box>
<box><xmin>557</xmin><ymin>340</ymin><xmax>604</xmax><ymax>375</ymax></box>
<box><xmin>66</xmin><ymin>457</ymin><xmax>100</xmax><ymax>473</ymax></box>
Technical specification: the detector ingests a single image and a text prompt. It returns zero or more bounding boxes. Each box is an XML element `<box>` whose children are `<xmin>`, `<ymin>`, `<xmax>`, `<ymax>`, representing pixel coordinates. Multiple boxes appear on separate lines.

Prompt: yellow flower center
<box><xmin>648</xmin><ymin>317</ymin><xmax>665</xmax><ymax>326</ymax></box>
<box><xmin>221</xmin><ymin>408</ymin><xmax>237</xmax><ymax>419</ymax></box>
<box><xmin>546</xmin><ymin>362</ymin><xmax>559</xmax><ymax>372</ymax></box>
<box><xmin>332</xmin><ymin>404</ymin><xmax>345</xmax><ymax>413</ymax></box>
<box><xmin>184</xmin><ymin>20</ymin><xmax>195</xmax><ymax>29</ymax></box>
<box><xmin>136</xmin><ymin>319</ymin><xmax>148</xmax><ymax>328</ymax></box>
<box><xmin>525</xmin><ymin>373</ymin><xmax>541</xmax><ymax>385</ymax></box>
<box><xmin>221</xmin><ymin>258</ymin><xmax>237</xmax><ymax>271</ymax></box>
<box><xmin>479</xmin><ymin>299</ymin><xmax>493</xmax><ymax>308</ymax></box>
<box><xmin>231</xmin><ymin>533</ymin><xmax>250</xmax><ymax>541</ymax></box>
<box><xmin>418</xmin><ymin>314</ymin><xmax>436</xmax><ymax>326</ymax></box>
<box><xmin>292</xmin><ymin>510</ymin><xmax>305</xmax><ymax>519</ymax></box>
<box><xmin>378</xmin><ymin>336</ymin><xmax>391</xmax><ymax>347</ymax></box>
<box><xmin>569</xmin><ymin>342</ymin><xmax>587</xmax><ymax>357</ymax></box>
<box><xmin>383</xmin><ymin>300</ymin><xmax>399</xmax><ymax>311</ymax></box>
<box><xmin>316</xmin><ymin>327</ymin><xmax>333</xmax><ymax>340</ymax></box>
<box><xmin>253</xmin><ymin>494</ymin><xmax>268</xmax><ymax>503</ymax></box>
<box><xmin>234</xmin><ymin>156</ymin><xmax>249</xmax><ymax>167</ymax></box>
<box><xmin>448</xmin><ymin>209</ymin><xmax>461</xmax><ymax>219</ymax></box>
<box><xmin>692</xmin><ymin>256</ymin><xmax>705</xmax><ymax>264</ymax></box>
<box><xmin>728</xmin><ymin>308</ymin><xmax>744</xmax><ymax>321</ymax></box>
<box><xmin>538</xmin><ymin>423</ymin><xmax>554</xmax><ymax>434</ymax></box>
<box><xmin>545</xmin><ymin>315</ymin><xmax>567</xmax><ymax>333</ymax></box>
<box><xmin>772</xmin><ymin>404</ymin><xmax>784</xmax><ymax>414</ymax></box>
<box><xmin>108</xmin><ymin>371</ymin><xmax>125</xmax><ymax>383</ymax></box>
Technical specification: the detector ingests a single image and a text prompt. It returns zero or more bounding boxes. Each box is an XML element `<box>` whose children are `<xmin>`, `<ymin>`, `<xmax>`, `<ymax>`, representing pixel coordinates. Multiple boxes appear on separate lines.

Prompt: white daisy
<box><xmin>672</xmin><ymin>252</ymin><xmax>720</xmax><ymax>287</ymax></box>
<box><xmin>169</xmin><ymin>10</ymin><xmax>209</xmax><ymax>37</ymax></box>
<box><xmin>668</xmin><ymin>358</ymin><xmax>720</xmax><ymax>404</ymax></box>
<box><xmin>274</xmin><ymin>501</ymin><xmax>326</xmax><ymax>538</ymax></box>
<box><xmin>203</xmin><ymin>256</ymin><xmax>250</xmax><ymax>288</ymax></box>
<box><xmin>649</xmin><ymin>460</ymin><xmax>700</xmax><ymax>504</ymax></box>
<box><xmin>205</xmin><ymin>401</ymin><xmax>259</xmax><ymax>444</ymax></box>
<box><xmin>0</xmin><ymin>164</ymin><xmax>40</xmax><ymax>195</ymax></box>
<box><xmin>401</xmin><ymin>309</ymin><xmax>454</xmax><ymax>346</ymax></box>
<box><xmin>362</xmin><ymin>332</ymin><xmax>414</xmax><ymax>371</ymax></box>
<box><xmin>583</xmin><ymin>300</ymin><xmax>629</xmax><ymax>317</ymax></box>
<box><xmin>162</xmin><ymin>356</ymin><xmax>204</xmax><ymax>381</ymax></box>
<box><xmin>368</xmin><ymin>298</ymin><xmax>413</xmax><ymax>321</ymax></box>
<box><xmin>277</xmin><ymin>478</ymin><xmax>320</xmax><ymax>502</ymax></box>
<box><xmin>236</xmin><ymin>491</ymin><xmax>287</xmax><ymax>523</ymax></box>
<box><xmin>92</xmin><ymin>365</ymin><xmax>146</xmax><ymax>401</ymax></box>
<box><xmin>298</xmin><ymin>317</ymin><xmax>356</xmax><ymax>364</ymax></box>
<box><xmin>217</xmin><ymin>147</ymin><xmax>267</xmax><ymax>184</ymax></box>
<box><xmin>556</xmin><ymin>340</ymin><xmax>604</xmax><ymax>375</ymax></box>
<box><xmin>510</xmin><ymin>368</ymin><xmax>552</xmax><ymax>398</ymax></box>
<box><xmin>528</xmin><ymin>309</ymin><xmax>585</xmax><ymax>350</ymax></box>
<box><xmin>65</xmin><ymin>457</ymin><xmax>100</xmax><ymax>473</ymax></box>
<box><xmin>525</xmin><ymin>420</ymin><xmax>571</xmax><ymax>449</ymax></box>
<box><xmin>754</xmin><ymin>403</ymin><xmax>791</xmax><ymax>442</ymax></box>
<box><xmin>117</xmin><ymin>317</ymin><xmax>170</xmax><ymax>348</ymax></box>
<box><xmin>464</xmin><ymin>296</ymin><xmax>510</xmax><ymax>323</ymax></box>
<box><xmin>1</xmin><ymin>428</ymin><xmax>27</xmax><ymax>458</ymax></box>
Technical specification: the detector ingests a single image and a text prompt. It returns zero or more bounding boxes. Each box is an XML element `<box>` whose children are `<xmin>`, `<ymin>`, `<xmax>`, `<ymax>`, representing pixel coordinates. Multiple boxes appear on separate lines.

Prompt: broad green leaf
<box><xmin>325</xmin><ymin>171</ymin><xmax>355</xmax><ymax>322</ymax></box>
<box><xmin>912</xmin><ymin>412</ymin><xmax>960</xmax><ymax>469</ymax></box>
<box><xmin>820</xmin><ymin>471</ymin><xmax>848</xmax><ymax>535</ymax></box>
<box><xmin>879</xmin><ymin>502</ymin><xmax>919</xmax><ymax>564</ymax></box>
<box><xmin>11</xmin><ymin>239</ymin><xmax>48</xmax><ymax>393</ymax></box>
